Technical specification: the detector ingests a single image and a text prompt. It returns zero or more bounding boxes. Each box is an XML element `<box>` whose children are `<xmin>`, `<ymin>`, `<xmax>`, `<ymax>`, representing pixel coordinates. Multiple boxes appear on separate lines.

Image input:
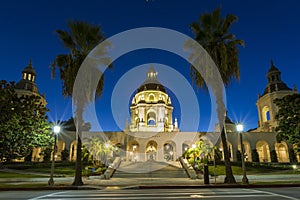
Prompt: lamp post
<box><xmin>48</xmin><ymin>125</ymin><xmax>60</xmax><ymax>186</ymax></box>
<box><xmin>236</xmin><ymin>123</ymin><xmax>249</xmax><ymax>184</ymax></box>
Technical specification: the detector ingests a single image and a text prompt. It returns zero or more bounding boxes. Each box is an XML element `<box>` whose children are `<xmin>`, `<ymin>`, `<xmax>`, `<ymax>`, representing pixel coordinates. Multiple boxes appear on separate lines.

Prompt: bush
<box><xmin>41</xmin><ymin>148</ymin><xmax>52</xmax><ymax>162</ymax></box>
<box><xmin>61</xmin><ymin>149</ymin><xmax>69</xmax><ymax>161</ymax></box>
<box><xmin>24</xmin><ymin>150</ymin><xmax>33</xmax><ymax>162</ymax></box>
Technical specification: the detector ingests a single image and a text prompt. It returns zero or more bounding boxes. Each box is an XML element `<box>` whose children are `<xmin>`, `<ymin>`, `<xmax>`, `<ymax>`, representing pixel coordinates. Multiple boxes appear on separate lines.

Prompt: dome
<box><xmin>136</xmin><ymin>66</ymin><xmax>166</xmax><ymax>93</ymax></box>
<box><xmin>262</xmin><ymin>60</ymin><xmax>291</xmax><ymax>95</ymax></box>
<box><xmin>22</xmin><ymin>59</ymin><xmax>36</xmax><ymax>76</ymax></box>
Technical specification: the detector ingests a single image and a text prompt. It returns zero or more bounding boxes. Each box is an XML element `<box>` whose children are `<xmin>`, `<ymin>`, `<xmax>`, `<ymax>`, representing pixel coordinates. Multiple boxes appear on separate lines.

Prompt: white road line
<box><xmin>249</xmin><ymin>189</ymin><xmax>299</xmax><ymax>200</ymax></box>
<box><xmin>28</xmin><ymin>191</ymin><xmax>69</xmax><ymax>200</ymax></box>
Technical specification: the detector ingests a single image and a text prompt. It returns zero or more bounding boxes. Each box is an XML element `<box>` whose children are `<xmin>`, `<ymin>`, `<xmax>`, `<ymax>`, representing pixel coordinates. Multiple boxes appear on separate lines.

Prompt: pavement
<box><xmin>1</xmin><ymin>166</ymin><xmax>300</xmax><ymax>190</ymax></box>
<box><xmin>1</xmin><ymin>173</ymin><xmax>300</xmax><ymax>190</ymax></box>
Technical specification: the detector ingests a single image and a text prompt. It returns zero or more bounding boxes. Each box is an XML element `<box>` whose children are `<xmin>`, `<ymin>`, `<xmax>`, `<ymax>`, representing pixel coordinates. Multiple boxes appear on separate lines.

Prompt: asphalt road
<box><xmin>0</xmin><ymin>188</ymin><xmax>299</xmax><ymax>200</ymax></box>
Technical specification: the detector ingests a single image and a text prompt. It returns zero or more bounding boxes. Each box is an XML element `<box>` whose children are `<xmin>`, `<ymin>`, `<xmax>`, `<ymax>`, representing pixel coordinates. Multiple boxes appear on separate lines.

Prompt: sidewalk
<box><xmin>1</xmin><ymin>174</ymin><xmax>300</xmax><ymax>188</ymax></box>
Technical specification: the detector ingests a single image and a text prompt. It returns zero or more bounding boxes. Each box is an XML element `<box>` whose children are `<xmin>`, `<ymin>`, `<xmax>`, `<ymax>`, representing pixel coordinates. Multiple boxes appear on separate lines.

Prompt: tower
<box><xmin>256</xmin><ymin>60</ymin><xmax>297</xmax><ymax>132</ymax></box>
<box><xmin>129</xmin><ymin>66</ymin><xmax>178</xmax><ymax>132</ymax></box>
<box><xmin>15</xmin><ymin>60</ymin><xmax>46</xmax><ymax>106</ymax></box>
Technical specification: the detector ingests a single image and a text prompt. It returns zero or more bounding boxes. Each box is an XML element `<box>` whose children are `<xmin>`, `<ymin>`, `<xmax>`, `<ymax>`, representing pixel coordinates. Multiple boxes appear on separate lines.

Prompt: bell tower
<box><xmin>256</xmin><ymin>60</ymin><xmax>298</xmax><ymax>132</ymax></box>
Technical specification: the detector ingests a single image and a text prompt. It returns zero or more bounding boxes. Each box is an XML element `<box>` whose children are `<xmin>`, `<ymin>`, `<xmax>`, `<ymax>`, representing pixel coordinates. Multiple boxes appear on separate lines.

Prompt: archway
<box><xmin>146</xmin><ymin>140</ymin><xmax>157</xmax><ymax>161</ymax></box>
<box><xmin>262</xmin><ymin>106</ymin><xmax>271</xmax><ymax>122</ymax></box>
<box><xmin>275</xmin><ymin>142</ymin><xmax>289</xmax><ymax>162</ymax></box>
<box><xmin>147</xmin><ymin>111</ymin><xmax>156</xmax><ymax>126</ymax></box>
<box><xmin>238</xmin><ymin>141</ymin><xmax>252</xmax><ymax>162</ymax></box>
<box><xmin>69</xmin><ymin>140</ymin><xmax>77</xmax><ymax>161</ymax></box>
<box><xmin>127</xmin><ymin>140</ymin><xmax>139</xmax><ymax>162</ymax></box>
<box><xmin>56</xmin><ymin>140</ymin><xmax>65</xmax><ymax>161</ymax></box>
<box><xmin>256</xmin><ymin>140</ymin><xmax>270</xmax><ymax>162</ymax></box>
<box><xmin>163</xmin><ymin>141</ymin><xmax>176</xmax><ymax>161</ymax></box>
<box><xmin>219</xmin><ymin>141</ymin><xmax>233</xmax><ymax>161</ymax></box>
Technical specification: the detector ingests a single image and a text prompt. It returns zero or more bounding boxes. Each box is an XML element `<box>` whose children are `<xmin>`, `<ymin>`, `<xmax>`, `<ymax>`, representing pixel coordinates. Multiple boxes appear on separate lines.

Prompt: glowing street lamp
<box><xmin>48</xmin><ymin>125</ymin><xmax>60</xmax><ymax>186</ymax></box>
<box><xmin>236</xmin><ymin>123</ymin><xmax>249</xmax><ymax>184</ymax></box>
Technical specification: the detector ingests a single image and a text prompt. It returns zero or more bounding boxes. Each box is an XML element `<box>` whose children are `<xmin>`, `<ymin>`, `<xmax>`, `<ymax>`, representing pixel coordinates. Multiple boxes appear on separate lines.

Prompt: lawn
<box><xmin>0</xmin><ymin>172</ymin><xmax>47</xmax><ymax>178</ymax></box>
<box><xmin>23</xmin><ymin>166</ymin><xmax>75</xmax><ymax>176</ymax></box>
<box><xmin>208</xmin><ymin>165</ymin><xmax>299</xmax><ymax>176</ymax></box>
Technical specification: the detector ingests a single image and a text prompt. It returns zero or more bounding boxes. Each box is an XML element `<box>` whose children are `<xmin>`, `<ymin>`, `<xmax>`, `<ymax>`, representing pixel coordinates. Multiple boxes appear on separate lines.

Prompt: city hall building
<box><xmin>13</xmin><ymin>60</ymin><xmax>300</xmax><ymax>164</ymax></box>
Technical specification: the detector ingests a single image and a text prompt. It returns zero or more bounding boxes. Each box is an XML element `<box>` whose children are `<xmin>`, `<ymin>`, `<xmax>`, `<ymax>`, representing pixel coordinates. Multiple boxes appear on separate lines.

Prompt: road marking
<box><xmin>249</xmin><ymin>189</ymin><xmax>299</xmax><ymax>200</ymax></box>
<box><xmin>28</xmin><ymin>191</ymin><xmax>69</xmax><ymax>200</ymax></box>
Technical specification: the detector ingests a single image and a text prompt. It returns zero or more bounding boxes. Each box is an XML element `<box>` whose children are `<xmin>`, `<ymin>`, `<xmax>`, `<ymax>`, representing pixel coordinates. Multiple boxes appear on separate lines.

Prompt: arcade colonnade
<box><xmin>31</xmin><ymin>131</ymin><xmax>298</xmax><ymax>163</ymax></box>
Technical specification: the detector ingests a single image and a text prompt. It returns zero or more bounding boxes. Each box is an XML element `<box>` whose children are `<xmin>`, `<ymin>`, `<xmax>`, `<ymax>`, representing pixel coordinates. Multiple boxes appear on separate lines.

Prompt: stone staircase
<box><xmin>112</xmin><ymin>160</ymin><xmax>189</xmax><ymax>178</ymax></box>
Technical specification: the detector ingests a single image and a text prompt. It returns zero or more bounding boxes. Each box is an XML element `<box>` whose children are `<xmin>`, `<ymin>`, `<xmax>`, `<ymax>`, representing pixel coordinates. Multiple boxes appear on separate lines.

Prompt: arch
<box><xmin>31</xmin><ymin>147</ymin><xmax>42</xmax><ymax>162</ymax></box>
<box><xmin>182</xmin><ymin>141</ymin><xmax>192</xmax><ymax>156</ymax></box>
<box><xmin>163</xmin><ymin>141</ymin><xmax>176</xmax><ymax>161</ymax></box>
<box><xmin>219</xmin><ymin>141</ymin><xmax>233</xmax><ymax>161</ymax></box>
<box><xmin>147</xmin><ymin>111</ymin><xmax>156</xmax><ymax>126</ymax></box>
<box><xmin>262</xmin><ymin>106</ymin><xmax>271</xmax><ymax>122</ymax></box>
<box><xmin>56</xmin><ymin>140</ymin><xmax>65</xmax><ymax>161</ymax></box>
<box><xmin>146</xmin><ymin>140</ymin><xmax>157</xmax><ymax>161</ymax></box>
<box><xmin>127</xmin><ymin>140</ymin><xmax>139</xmax><ymax>161</ymax></box>
<box><xmin>69</xmin><ymin>140</ymin><xmax>77</xmax><ymax>161</ymax></box>
<box><xmin>275</xmin><ymin>141</ymin><xmax>289</xmax><ymax>162</ymax></box>
<box><xmin>256</xmin><ymin>140</ymin><xmax>270</xmax><ymax>162</ymax></box>
<box><xmin>148</xmin><ymin>93</ymin><xmax>155</xmax><ymax>102</ymax></box>
<box><xmin>238</xmin><ymin>141</ymin><xmax>252</xmax><ymax>162</ymax></box>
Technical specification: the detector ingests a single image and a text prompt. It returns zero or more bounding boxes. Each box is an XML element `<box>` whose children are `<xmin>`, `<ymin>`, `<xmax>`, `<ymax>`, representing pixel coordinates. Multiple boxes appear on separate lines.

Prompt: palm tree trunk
<box><xmin>72</xmin><ymin>117</ymin><xmax>83</xmax><ymax>186</ymax></box>
<box><xmin>220</xmin><ymin>126</ymin><xmax>236</xmax><ymax>184</ymax></box>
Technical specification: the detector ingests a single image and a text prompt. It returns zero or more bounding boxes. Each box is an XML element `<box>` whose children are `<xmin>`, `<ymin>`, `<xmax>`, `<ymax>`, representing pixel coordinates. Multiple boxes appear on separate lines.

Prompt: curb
<box><xmin>1</xmin><ymin>183</ymin><xmax>300</xmax><ymax>191</ymax></box>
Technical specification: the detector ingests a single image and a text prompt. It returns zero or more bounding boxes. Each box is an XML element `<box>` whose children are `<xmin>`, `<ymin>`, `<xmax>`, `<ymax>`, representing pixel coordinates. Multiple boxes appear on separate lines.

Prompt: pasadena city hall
<box><xmin>15</xmin><ymin>60</ymin><xmax>299</xmax><ymax>164</ymax></box>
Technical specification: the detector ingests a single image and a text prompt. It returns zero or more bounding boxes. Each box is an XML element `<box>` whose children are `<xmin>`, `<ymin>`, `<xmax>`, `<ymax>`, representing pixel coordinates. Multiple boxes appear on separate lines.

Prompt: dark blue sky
<box><xmin>1</xmin><ymin>0</ymin><xmax>299</xmax><ymax>132</ymax></box>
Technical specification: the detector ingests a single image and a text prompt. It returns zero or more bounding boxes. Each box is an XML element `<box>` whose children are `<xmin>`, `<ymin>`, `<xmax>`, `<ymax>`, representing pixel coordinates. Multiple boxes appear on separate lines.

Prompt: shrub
<box><xmin>61</xmin><ymin>149</ymin><xmax>69</xmax><ymax>161</ymax></box>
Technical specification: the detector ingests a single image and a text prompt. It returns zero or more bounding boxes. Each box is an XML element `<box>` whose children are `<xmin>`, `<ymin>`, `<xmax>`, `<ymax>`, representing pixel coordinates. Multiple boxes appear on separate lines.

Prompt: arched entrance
<box><xmin>163</xmin><ymin>141</ymin><xmax>176</xmax><ymax>161</ymax></box>
<box><xmin>256</xmin><ymin>140</ymin><xmax>270</xmax><ymax>162</ymax></box>
<box><xmin>127</xmin><ymin>140</ymin><xmax>139</xmax><ymax>162</ymax></box>
<box><xmin>69</xmin><ymin>140</ymin><xmax>77</xmax><ymax>161</ymax></box>
<box><xmin>146</xmin><ymin>141</ymin><xmax>157</xmax><ymax>161</ymax></box>
<box><xmin>219</xmin><ymin>141</ymin><xmax>233</xmax><ymax>161</ymax></box>
<box><xmin>238</xmin><ymin>141</ymin><xmax>252</xmax><ymax>162</ymax></box>
<box><xmin>275</xmin><ymin>142</ymin><xmax>289</xmax><ymax>162</ymax></box>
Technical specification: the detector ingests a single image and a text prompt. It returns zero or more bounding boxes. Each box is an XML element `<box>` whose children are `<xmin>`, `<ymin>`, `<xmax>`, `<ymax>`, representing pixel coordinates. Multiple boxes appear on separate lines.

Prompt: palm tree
<box><xmin>51</xmin><ymin>21</ymin><xmax>111</xmax><ymax>186</ymax></box>
<box><xmin>186</xmin><ymin>7</ymin><xmax>244</xmax><ymax>183</ymax></box>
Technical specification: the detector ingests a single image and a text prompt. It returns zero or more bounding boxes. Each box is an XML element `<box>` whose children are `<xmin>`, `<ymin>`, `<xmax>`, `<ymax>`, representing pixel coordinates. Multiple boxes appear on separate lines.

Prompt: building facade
<box><xmin>58</xmin><ymin>63</ymin><xmax>299</xmax><ymax>164</ymax></box>
<box><xmin>11</xmin><ymin>61</ymin><xmax>298</xmax><ymax>164</ymax></box>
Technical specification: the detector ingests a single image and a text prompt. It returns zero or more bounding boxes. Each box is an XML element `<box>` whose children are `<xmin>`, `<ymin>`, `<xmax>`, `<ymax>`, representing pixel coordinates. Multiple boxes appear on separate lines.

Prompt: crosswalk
<box><xmin>29</xmin><ymin>188</ymin><xmax>298</xmax><ymax>200</ymax></box>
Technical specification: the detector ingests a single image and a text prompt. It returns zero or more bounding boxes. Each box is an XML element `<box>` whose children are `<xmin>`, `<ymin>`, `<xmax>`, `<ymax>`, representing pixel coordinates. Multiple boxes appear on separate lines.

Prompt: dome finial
<box><xmin>270</xmin><ymin>59</ymin><xmax>274</xmax><ymax>67</ymax></box>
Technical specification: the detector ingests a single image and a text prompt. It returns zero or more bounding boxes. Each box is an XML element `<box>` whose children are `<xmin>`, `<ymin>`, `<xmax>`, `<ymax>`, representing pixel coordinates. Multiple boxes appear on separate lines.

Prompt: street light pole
<box><xmin>48</xmin><ymin>125</ymin><xmax>60</xmax><ymax>186</ymax></box>
<box><xmin>236</xmin><ymin>123</ymin><xmax>249</xmax><ymax>185</ymax></box>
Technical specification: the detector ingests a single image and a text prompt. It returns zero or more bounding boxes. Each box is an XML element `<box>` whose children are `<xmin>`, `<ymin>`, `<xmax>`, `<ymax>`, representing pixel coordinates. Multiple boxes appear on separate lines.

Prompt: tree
<box><xmin>83</xmin><ymin>137</ymin><xmax>117</xmax><ymax>168</ymax></box>
<box><xmin>51</xmin><ymin>21</ymin><xmax>111</xmax><ymax>186</ymax></box>
<box><xmin>0</xmin><ymin>80</ymin><xmax>52</xmax><ymax>162</ymax></box>
<box><xmin>274</xmin><ymin>93</ymin><xmax>300</xmax><ymax>154</ymax></box>
<box><xmin>186</xmin><ymin>7</ymin><xmax>244</xmax><ymax>183</ymax></box>
<box><xmin>184</xmin><ymin>140</ymin><xmax>219</xmax><ymax>172</ymax></box>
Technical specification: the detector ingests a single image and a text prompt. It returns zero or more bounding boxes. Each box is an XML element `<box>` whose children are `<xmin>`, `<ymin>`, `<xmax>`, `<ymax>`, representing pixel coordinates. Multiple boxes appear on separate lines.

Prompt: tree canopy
<box><xmin>274</xmin><ymin>93</ymin><xmax>300</xmax><ymax>153</ymax></box>
<box><xmin>0</xmin><ymin>80</ymin><xmax>52</xmax><ymax>162</ymax></box>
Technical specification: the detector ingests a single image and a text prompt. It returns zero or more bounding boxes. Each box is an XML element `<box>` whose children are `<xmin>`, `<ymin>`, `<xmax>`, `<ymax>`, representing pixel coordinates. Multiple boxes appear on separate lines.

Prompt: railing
<box><xmin>179</xmin><ymin>156</ymin><xmax>196</xmax><ymax>179</ymax></box>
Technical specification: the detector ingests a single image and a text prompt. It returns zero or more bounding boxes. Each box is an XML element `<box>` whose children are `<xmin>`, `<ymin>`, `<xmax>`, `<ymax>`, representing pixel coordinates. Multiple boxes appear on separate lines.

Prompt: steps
<box><xmin>113</xmin><ymin>161</ymin><xmax>189</xmax><ymax>178</ymax></box>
